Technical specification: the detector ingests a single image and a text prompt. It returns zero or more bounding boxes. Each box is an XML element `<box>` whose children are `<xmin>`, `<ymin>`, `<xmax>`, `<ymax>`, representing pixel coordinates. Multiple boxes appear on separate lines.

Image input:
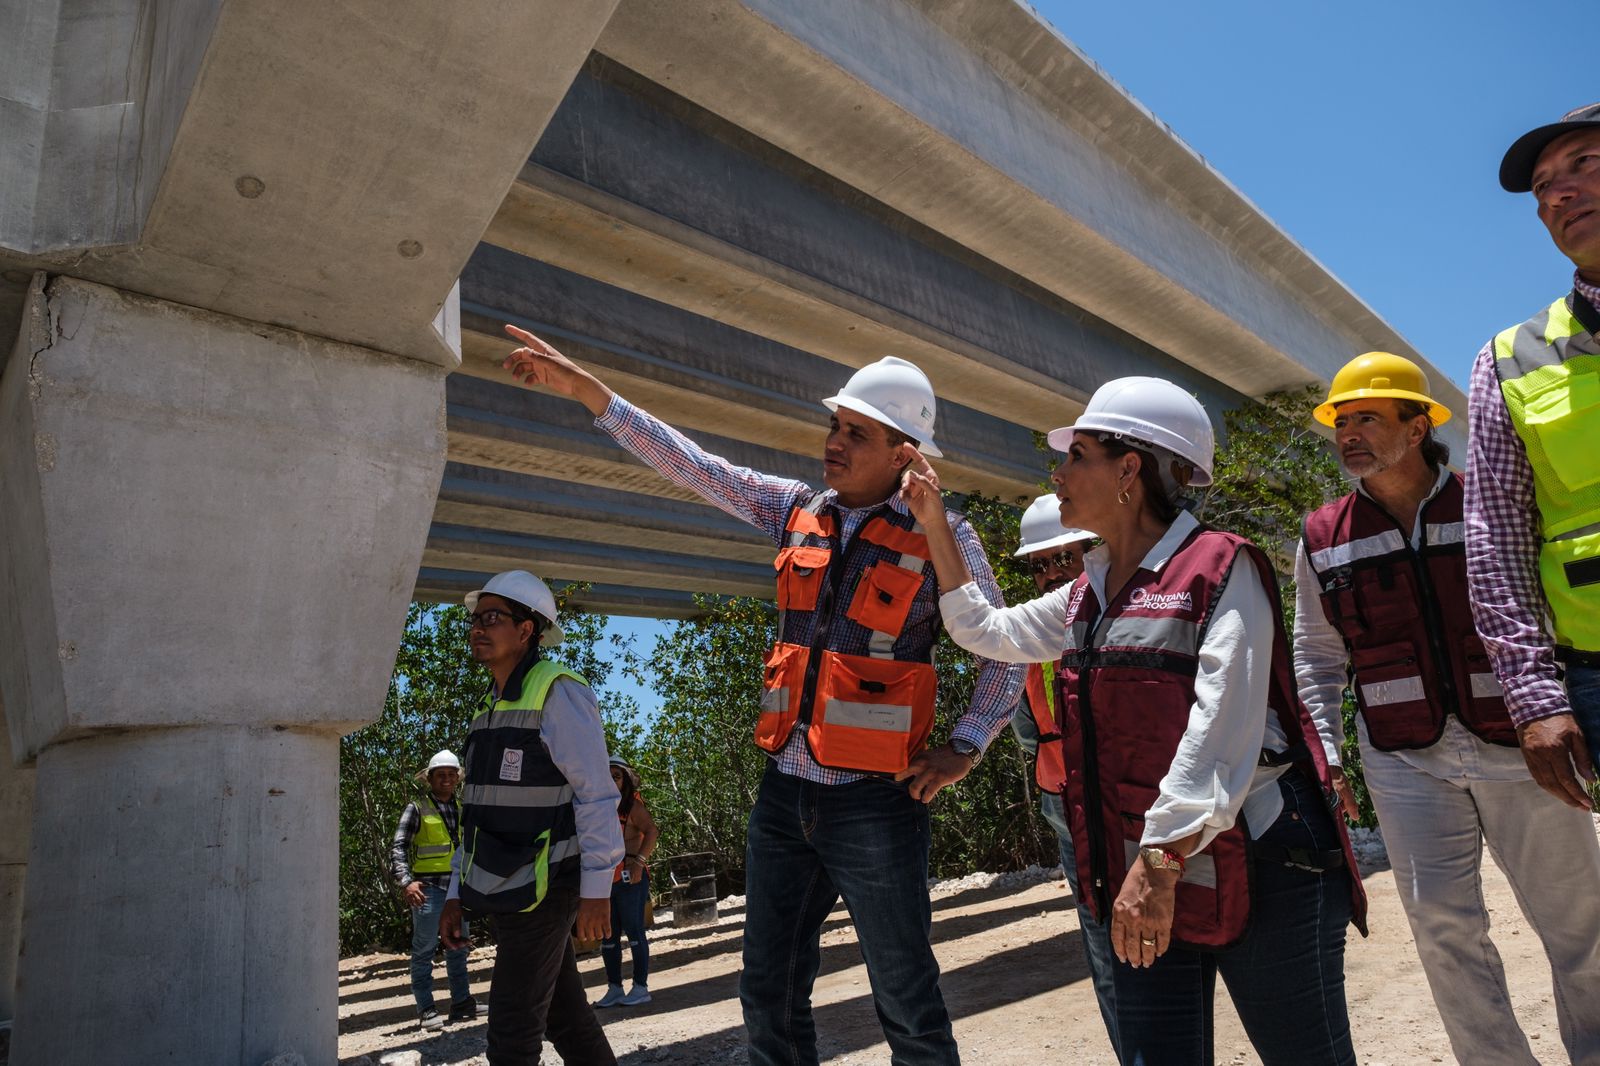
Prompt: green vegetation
<box><xmin>338</xmin><ymin>388</ymin><xmax>1372</xmax><ymax>951</ymax></box>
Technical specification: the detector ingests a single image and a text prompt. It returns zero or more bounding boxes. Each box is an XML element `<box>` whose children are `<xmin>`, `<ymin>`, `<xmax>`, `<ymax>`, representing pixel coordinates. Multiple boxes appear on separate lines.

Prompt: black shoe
<box><xmin>418</xmin><ymin>1007</ymin><xmax>445</xmax><ymax>1031</ymax></box>
<box><xmin>448</xmin><ymin>997</ymin><xmax>483</xmax><ymax>1023</ymax></box>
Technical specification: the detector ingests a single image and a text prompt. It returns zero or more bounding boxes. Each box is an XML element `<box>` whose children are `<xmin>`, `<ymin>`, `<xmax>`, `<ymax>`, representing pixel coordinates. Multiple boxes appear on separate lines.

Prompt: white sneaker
<box><xmin>620</xmin><ymin>983</ymin><xmax>651</xmax><ymax>1006</ymax></box>
<box><xmin>595</xmin><ymin>983</ymin><xmax>626</xmax><ymax>1008</ymax></box>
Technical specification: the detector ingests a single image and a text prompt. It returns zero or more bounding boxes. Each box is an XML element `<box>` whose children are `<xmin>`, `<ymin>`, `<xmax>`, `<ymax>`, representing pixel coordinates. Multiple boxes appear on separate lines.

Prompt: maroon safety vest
<box><xmin>1301</xmin><ymin>474</ymin><xmax>1515</xmax><ymax>751</ymax></box>
<box><xmin>1057</xmin><ymin>525</ymin><xmax>1367</xmax><ymax>950</ymax></box>
<box><xmin>1023</xmin><ymin>662</ymin><xmax>1067</xmax><ymax>794</ymax></box>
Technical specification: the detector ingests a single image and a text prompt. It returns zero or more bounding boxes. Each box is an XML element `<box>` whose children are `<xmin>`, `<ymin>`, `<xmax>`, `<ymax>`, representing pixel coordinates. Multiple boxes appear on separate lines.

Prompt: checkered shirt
<box><xmin>1464</xmin><ymin>270</ymin><xmax>1600</xmax><ymax>726</ymax></box>
<box><xmin>595</xmin><ymin>395</ymin><xmax>1024</xmax><ymax>785</ymax></box>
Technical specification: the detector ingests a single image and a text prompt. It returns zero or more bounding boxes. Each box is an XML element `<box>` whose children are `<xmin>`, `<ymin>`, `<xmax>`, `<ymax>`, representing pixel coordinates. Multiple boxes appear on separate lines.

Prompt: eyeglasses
<box><xmin>1024</xmin><ymin>549</ymin><xmax>1076</xmax><ymax>575</ymax></box>
<box><xmin>468</xmin><ymin>608</ymin><xmax>519</xmax><ymax>630</ymax></box>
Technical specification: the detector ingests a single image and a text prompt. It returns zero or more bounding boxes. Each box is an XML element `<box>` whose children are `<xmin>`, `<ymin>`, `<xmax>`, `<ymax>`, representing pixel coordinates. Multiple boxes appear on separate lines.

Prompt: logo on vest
<box><xmin>1125</xmin><ymin>586</ymin><xmax>1193</xmax><ymax>612</ymax></box>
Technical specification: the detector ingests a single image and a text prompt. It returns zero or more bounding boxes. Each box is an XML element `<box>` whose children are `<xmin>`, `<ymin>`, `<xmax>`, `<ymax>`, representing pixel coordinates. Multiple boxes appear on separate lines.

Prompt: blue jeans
<box><xmin>1564</xmin><ymin>663</ymin><xmax>1600</xmax><ymax>764</ymax></box>
<box><xmin>410</xmin><ymin>880</ymin><xmax>471</xmax><ymax>1012</ymax></box>
<box><xmin>1042</xmin><ymin>791</ymin><xmax>1121</xmax><ymax>1061</ymax></box>
<box><xmin>602</xmin><ymin>870</ymin><xmax>650</xmax><ymax>986</ymax></box>
<box><xmin>740</xmin><ymin>765</ymin><xmax>957</xmax><ymax>1066</ymax></box>
<box><xmin>1107</xmin><ymin>771</ymin><xmax>1355</xmax><ymax>1066</ymax></box>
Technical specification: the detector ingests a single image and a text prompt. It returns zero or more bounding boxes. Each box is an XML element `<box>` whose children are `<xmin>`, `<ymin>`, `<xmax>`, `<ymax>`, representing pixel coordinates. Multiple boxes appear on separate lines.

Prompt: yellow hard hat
<box><xmin>1314</xmin><ymin>351</ymin><xmax>1453</xmax><ymax>428</ymax></box>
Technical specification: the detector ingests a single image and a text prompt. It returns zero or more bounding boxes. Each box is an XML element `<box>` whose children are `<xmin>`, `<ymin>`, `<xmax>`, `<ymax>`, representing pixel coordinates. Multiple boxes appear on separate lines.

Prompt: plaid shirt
<box><xmin>390</xmin><ymin>795</ymin><xmax>460</xmax><ymax>888</ymax></box>
<box><xmin>595</xmin><ymin>395</ymin><xmax>1024</xmax><ymax>785</ymax></box>
<box><xmin>1464</xmin><ymin>270</ymin><xmax>1600</xmax><ymax>726</ymax></box>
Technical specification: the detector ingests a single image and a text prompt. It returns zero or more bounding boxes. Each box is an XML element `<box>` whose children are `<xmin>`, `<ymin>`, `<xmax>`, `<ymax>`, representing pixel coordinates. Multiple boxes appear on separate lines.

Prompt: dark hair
<box><xmin>613</xmin><ymin>763</ymin><xmax>639</xmax><ymax>816</ymax></box>
<box><xmin>1097</xmin><ymin>437</ymin><xmax>1182</xmax><ymax>524</ymax></box>
<box><xmin>1394</xmin><ymin>399</ymin><xmax>1451</xmax><ymax>470</ymax></box>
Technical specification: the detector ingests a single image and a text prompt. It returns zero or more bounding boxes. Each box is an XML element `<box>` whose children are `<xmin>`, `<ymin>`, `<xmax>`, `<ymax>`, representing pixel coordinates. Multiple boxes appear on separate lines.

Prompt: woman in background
<box><xmin>597</xmin><ymin>756</ymin><xmax>659</xmax><ymax>1008</ymax></box>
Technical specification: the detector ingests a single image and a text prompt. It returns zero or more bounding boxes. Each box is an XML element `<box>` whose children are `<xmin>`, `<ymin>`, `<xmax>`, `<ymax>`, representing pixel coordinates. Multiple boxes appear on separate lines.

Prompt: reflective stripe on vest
<box><xmin>1302</xmin><ymin>476</ymin><xmax>1516</xmax><ymax>749</ymax></box>
<box><xmin>758</xmin><ymin>492</ymin><xmax>941</xmax><ymax>774</ymax></box>
<box><xmin>1058</xmin><ymin>526</ymin><xmax>1366</xmax><ymax>949</ymax></box>
<box><xmin>459</xmin><ymin>655</ymin><xmax>585</xmax><ymax>914</ymax></box>
<box><xmin>411</xmin><ymin>798</ymin><xmax>457</xmax><ymax>874</ymax></box>
<box><xmin>1494</xmin><ymin>291</ymin><xmax>1600</xmax><ymax>652</ymax></box>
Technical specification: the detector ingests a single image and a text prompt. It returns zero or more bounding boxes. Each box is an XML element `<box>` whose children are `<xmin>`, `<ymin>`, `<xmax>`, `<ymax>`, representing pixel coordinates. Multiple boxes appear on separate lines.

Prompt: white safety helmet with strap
<box><xmin>822</xmin><ymin>356</ymin><xmax>943</xmax><ymax>457</ymax></box>
<box><xmin>414</xmin><ymin>749</ymin><xmax>461</xmax><ymax>783</ymax></box>
<box><xmin>1014</xmin><ymin>494</ymin><xmax>1096</xmax><ymax>556</ymax></box>
<box><xmin>465</xmin><ymin>569</ymin><xmax>565</xmax><ymax>646</ymax></box>
<box><xmin>1048</xmin><ymin>377</ymin><xmax>1215</xmax><ymax>487</ymax></box>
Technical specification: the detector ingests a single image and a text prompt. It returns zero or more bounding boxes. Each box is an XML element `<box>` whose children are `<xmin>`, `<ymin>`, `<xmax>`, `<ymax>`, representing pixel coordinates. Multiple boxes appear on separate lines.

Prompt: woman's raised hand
<box><xmin>898</xmin><ymin>445</ymin><xmax>944</xmax><ymax>524</ymax></box>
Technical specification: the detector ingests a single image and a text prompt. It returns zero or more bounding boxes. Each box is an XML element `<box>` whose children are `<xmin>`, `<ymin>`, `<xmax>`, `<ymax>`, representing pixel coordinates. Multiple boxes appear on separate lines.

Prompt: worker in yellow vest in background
<box><xmin>391</xmin><ymin>749</ymin><xmax>479</xmax><ymax>1030</ymax></box>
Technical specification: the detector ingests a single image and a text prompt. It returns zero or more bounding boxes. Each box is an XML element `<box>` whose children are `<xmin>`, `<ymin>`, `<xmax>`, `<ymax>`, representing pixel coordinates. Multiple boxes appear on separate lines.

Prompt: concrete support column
<box><xmin>0</xmin><ymin>276</ymin><xmax>448</xmax><ymax>1064</ymax></box>
<box><xmin>0</xmin><ymin>694</ymin><xmax>34</xmax><ymax>1028</ymax></box>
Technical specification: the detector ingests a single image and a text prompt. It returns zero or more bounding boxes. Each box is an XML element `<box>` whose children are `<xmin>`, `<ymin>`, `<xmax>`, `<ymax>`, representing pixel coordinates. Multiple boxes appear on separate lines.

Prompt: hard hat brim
<box><xmin>464</xmin><ymin>589</ymin><xmax>565</xmax><ymax>646</ymax></box>
<box><xmin>822</xmin><ymin>395</ymin><xmax>942</xmax><ymax>458</ymax></box>
<box><xmin>1313</xmin><ymin>391</ymin><xmax>1453</xmax><ymax>428</ymax></box>
<box><xmin>1500</xmin><ymin>117</ymin><xmax>1600</xmax><ymax>193</ymax></box>
<box><xmin>1014</xmin><ymin>527</ymin><xmax>1096</xmax><ymax>557</ymax></box>
<box><xmin>1046</xmin><ymin>422</ymin><xmax>1215</xmax><ymax>487</ymax></box>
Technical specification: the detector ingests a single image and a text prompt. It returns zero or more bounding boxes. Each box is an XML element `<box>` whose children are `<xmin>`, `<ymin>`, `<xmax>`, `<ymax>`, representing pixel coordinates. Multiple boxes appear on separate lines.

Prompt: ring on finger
<box><xmin>1140</xmin><ymin>936</ymin><xmax>1156</xmax><ymax>946</ymax></box>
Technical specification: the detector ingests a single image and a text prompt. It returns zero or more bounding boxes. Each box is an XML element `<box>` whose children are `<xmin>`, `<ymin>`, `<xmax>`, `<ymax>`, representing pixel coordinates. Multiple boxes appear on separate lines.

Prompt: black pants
<box><xmin>485</xmin><ymin>886</ymin><xmax>616</xmax><ymax>1066</ymax></box>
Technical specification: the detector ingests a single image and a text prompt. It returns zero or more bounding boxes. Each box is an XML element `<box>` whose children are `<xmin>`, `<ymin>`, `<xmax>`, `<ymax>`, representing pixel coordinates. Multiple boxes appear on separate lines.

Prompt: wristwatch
<box><xmin>1139</xmin><ymin>846</ymin><xmax>1186</xmax><ymax>873</ymax></box>
<box><xmin>950</xmin><ymin>738</ymin><xmax>983</xmax><ymax>767</ymax></box>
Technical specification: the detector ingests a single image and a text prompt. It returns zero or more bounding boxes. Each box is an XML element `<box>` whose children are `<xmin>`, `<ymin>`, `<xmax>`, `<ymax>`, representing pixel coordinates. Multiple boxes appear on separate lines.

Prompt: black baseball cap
<box><xmin>1500</xmin><ymin>102</ymin><xmax>1600</xmax><ymax>193</ymax></box>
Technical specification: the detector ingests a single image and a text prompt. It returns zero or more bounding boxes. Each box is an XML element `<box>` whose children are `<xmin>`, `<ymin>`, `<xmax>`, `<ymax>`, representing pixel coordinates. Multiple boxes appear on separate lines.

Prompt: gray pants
<box><xmin>1363</xmin><ymin>737</ymin><xmax>1600</xmax><ymax>1065</ymax></box>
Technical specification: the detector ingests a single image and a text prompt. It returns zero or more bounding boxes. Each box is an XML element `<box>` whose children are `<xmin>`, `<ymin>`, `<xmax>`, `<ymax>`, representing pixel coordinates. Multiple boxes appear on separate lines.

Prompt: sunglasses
<box><xmin>1024</xmin><ymin>549</ymin><xmax>1077</xmax><ymax>575</ymax></box>
<box><xmin>469</xmin><ymin>608</ymin><xmax>523</xmax><ymax>630</ymax></box>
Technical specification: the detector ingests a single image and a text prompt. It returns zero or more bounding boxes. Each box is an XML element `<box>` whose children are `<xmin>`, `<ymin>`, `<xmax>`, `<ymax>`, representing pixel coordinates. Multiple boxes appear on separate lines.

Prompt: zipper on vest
<box><xmin>796</xmin><ymin>506</ymin><xmax>855</xmax><ymax>726</ymax></box>
<box><xmin>1076</xmin><ymin>616</ymin><xmax>1112</xmax><ymax>921</ymax></box>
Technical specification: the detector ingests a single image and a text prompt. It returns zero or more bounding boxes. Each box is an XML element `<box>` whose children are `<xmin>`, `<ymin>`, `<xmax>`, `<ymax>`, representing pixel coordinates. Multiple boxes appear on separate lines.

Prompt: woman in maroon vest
<box><xmin>902</xmin><ymin>376</ymin><xmax>1366</xmax><ymax>1065</ymax></box>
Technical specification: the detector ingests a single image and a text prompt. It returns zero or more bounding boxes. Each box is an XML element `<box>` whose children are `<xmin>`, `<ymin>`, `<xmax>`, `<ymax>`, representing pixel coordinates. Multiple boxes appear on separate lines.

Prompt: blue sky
<box><xmin>1030</xmin><ymin>0</ymin><xmax>1594</xmax><ymax>390</ymax></box>
<box><xmin>598</xmin><ymin>2</ymin><xmax>1595</xmax><ymax>712</ymax></box>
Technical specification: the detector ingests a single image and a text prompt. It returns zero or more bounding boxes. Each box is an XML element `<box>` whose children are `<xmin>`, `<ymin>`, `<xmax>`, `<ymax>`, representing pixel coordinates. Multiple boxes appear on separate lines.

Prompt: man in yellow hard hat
<box><xmin>1295</xmin><ymin>351</ymin><xmax>1600</xmax><ymax>1064</ymax></box>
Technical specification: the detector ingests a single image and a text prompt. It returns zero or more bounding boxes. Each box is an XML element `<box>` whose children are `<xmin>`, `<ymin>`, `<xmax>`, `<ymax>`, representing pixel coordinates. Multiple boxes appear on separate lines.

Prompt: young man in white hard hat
<box><xmin>1005</xmin><ymin>495</ymin><xmax>1119</xmax><ymax>1049</ymax></box>
<box><xmin>391</xmin><ymin>748</ymin><xmax>480</xmax><ymax>1029</ymax></box>
<box><xmin>501</xmin><ymin>325</ymin><xmax>1024</xmax><ymax>1066</ymax></box>
<box><xmin>436</xmin><ymin>569</ymin><xmax>624</xmax><ymax>1066</ymax></box>
<box><xmin>1295</xmin><ymin>352</ymin><xmax>1600</xmax><ymax>1064</ymax></box>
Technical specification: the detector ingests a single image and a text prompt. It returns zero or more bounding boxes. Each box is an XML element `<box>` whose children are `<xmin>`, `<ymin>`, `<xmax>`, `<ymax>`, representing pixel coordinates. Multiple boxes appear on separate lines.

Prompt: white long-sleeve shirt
<box><xmin>1292</xmin><ymin>469</ymin><xmax>1531</xmax><ymax>783</ymax></box>
<box><xmin>938</xmin><ymin>511</ymin><xmax>1290</xmax><ymax>853</ymax></box>
<box><xmin>448</xmin><ymin>677</ymin><xmax>626</xmax><ymax>901</ymax></box>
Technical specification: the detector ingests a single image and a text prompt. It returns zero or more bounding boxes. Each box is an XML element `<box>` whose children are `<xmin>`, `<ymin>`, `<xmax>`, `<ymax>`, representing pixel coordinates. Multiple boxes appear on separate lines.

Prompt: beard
<box><xmin>1341</xmin><ymin>434</ymin><xmax>1410</xmax><ymax>480</ymax></box>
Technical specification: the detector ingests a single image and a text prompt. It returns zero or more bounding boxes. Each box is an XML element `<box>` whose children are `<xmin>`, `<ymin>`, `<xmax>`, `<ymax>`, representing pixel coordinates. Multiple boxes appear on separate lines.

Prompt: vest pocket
<box><xmin>1523</xmin><ymin>370</ymin><xmax>1600</xmax><ymax>491</ymax></box>
<box><xmin>1458</xmin><ymin>635</ymin><xmax>1513</xmax><ymax>741</ymax></box>
<box><xmin>1114</xmin><ymin>782</ymin><xmax>1249</xmax><ymax>948</ymax></box>
<box><xmin>755</xmin><ymin>641</ymin><xmax>808</xmax><ymax>754</ymax></box>
<box><xmin>844</xmin><ymin>560</ymin><xmax>923</xmax><ymax>637</ymax></box>
<box><xmin>775</xmin><ymin>546</ymin><xmax>832</xmax><ymax>612</ymax></box>
<box><xmin>808</xmin><ymin>651</ymin><xmax>936</xmax><ymax>773</ymax></box>
<box><xmin>1351</xmin><ymin>639</ymin><xmax>1434</xmax><ymax>745</ymax></box>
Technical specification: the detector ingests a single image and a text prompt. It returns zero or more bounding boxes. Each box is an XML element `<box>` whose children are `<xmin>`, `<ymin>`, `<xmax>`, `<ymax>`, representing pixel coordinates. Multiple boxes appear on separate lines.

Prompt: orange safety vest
<box><xmin>1024</xmin><ymin>662</ymin><xmax>1067</xmax><ymax>794</ymax></box>
<box><xmin>757</xmin><ymin>493</ymin><xmax>942</xmax><ymax>774</ymax></box>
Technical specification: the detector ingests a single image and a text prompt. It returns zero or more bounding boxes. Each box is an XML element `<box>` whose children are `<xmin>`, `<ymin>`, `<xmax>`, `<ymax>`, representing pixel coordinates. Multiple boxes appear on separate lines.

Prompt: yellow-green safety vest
<box><xmin>1493</xmin><ymin>289</ymin><xmax>1600</xmax><ymax>653</ymax></box>
<box><xmin>411</xmin><ymin>797</ymin><xmax>457</xmax><ymax>875</ymax></box>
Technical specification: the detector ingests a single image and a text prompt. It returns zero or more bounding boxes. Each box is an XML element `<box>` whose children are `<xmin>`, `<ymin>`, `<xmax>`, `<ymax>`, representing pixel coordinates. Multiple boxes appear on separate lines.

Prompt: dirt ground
<box><xmin>338</xmin><ymin>825</ymin><xmax>1588</xmax><ymax>1066</ymax></box>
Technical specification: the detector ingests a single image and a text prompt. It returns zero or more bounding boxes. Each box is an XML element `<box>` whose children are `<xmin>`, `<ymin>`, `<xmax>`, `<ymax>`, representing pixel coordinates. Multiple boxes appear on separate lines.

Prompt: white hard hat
<box><xmin>1014</xmin><ymin>494</ymin><xmax>1096</xmax><ymax>556</ymax></box>
<box><xmin>465</xmin><ymin>569</ymin><xmax>564</xmax><ymax>646</ymax></box>
<box><xmin>414</xmin><ymin>749</ymin><xmax>460</xmax><ymax>782</ymax></box>
<box><xmin>822</xmin><ymin>356</ymin><xmax>943</xmax><ymax>458</ymax></box>
<box><xmin>1047</xmin><ymin>377</ymin><xmax>1215</xmax><ymax>487</ymax></box>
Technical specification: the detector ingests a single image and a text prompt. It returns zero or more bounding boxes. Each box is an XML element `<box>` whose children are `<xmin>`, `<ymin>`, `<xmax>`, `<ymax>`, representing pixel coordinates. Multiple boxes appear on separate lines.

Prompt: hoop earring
<box><xmin>1117</xmin><ymin>488</ymin><xmax>1131</xmax><ymax>506</ymax></box>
